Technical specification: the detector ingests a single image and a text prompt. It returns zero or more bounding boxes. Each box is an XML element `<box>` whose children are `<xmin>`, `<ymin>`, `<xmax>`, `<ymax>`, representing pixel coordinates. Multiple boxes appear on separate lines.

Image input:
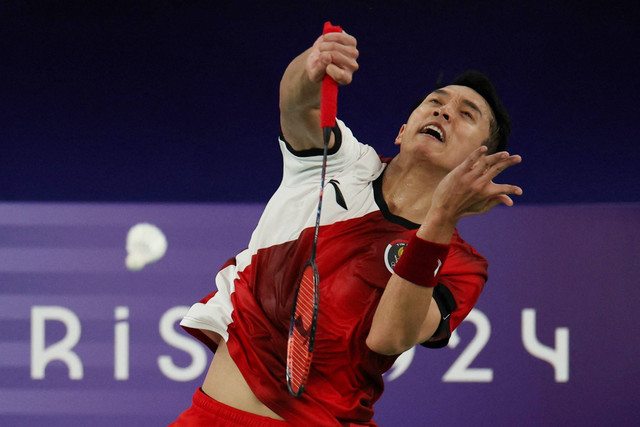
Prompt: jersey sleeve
<box><xmin>421</xmin><ymin>233</ymin><xmax>488</xmax><ymax>348</ymax></box>
<box><xmin>278</xmin><ymin>119</ymin><xmax>366</xmax><ymax>187</ymax></box>
<box><xmin>180</xmin><ymin>257</ymin><xmax>240</xmax><ymax>352</ymax></box>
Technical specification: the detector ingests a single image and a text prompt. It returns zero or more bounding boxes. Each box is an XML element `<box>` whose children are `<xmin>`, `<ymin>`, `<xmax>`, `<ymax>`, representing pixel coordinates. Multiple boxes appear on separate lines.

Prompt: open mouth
<box><xmin>420</xmin><ymin>124</ymin><xmax>444</xmax><ymax>142</ymax></box>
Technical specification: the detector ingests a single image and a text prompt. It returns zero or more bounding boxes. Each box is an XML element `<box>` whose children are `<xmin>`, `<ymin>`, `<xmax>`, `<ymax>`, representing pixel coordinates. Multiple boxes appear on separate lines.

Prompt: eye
<box><xmin>462</xmin><ymin>111</ymin><xmax>473</xmax><ymax>119</ymax></box>
<box><xmin>428</xmin><ymin>98</ymin><xmax>441</xmax><ymax>105</ymax></box>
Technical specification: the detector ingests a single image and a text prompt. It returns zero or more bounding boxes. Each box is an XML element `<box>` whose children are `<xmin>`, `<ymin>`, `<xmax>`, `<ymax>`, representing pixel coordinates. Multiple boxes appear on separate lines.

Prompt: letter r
<box><xmin>31</xmin><ymin>306</ymin><xmax>84</xmax><ymax>380</ymax></box>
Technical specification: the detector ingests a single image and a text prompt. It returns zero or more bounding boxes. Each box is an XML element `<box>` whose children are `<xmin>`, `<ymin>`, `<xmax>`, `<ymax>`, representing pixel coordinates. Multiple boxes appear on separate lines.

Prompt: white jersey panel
<box><xmin>180</xmin><ymin>259</ymin><xmax>241</xmax><ymax>340</ymax></box>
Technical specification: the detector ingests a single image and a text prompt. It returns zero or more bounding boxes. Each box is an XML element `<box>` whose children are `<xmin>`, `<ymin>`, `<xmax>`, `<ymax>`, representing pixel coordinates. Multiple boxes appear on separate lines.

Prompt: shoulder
<box><xmin>278</xmin><ymin>119</ymin><xmax>384</xmax><ymax>186</ymax></box>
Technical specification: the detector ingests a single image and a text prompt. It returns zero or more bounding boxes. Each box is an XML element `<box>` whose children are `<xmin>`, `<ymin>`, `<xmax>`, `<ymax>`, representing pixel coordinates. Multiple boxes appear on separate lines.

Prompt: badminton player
<box><xmin>171</xmin><ymin>27</ymin><xmax>522</xmax><ymax>426</ymax></box>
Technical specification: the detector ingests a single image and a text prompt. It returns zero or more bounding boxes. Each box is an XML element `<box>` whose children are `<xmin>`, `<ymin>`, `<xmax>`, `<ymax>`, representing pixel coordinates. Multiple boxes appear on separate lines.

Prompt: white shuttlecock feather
<box><xmin>125</xmin><ymin>223</ymin><xmax>168</xmax><ymax>271</ymax></box>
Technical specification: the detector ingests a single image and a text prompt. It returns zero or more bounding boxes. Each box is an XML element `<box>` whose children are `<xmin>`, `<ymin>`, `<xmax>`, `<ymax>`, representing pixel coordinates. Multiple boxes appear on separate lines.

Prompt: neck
<box><xmin>381</xmin><ymin>156</ymin><xmax>447</xmax><ymax>225</ymax></box>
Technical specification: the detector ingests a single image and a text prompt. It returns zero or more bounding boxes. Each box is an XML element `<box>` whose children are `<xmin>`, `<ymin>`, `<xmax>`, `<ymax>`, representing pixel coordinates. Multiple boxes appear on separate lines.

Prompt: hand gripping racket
<box><xmin>286</xmin><ymin>21</ymin><xmax>342</xmax><ymax>398</ymax></box>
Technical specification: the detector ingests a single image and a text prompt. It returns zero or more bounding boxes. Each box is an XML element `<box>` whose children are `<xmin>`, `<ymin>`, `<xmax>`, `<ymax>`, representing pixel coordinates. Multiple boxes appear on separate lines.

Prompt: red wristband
<box><xmin>393</xmin><ymin>234</ymin><xmax>450</xmax><ymax>288</ymax></box>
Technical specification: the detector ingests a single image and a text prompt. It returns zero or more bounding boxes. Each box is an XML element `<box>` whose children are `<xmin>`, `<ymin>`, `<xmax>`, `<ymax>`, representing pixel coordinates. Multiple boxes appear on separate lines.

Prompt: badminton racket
<box><xmin>286</xmin><ymin>21</ymin><xmax>342</xmax><ymax>397</ymax></box>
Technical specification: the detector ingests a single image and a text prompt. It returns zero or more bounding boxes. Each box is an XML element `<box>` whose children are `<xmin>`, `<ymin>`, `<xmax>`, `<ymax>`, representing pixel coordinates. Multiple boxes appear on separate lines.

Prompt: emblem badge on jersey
<box><xmin>384</xmin><ymin>239</ymin><xmax>408</xmax><ymax>274</ymax></box>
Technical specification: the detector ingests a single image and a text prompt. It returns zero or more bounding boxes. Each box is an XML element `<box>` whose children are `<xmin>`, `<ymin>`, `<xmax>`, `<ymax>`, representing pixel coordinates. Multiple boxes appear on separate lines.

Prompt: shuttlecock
<box><xmin>125</xmin><ymin>223</ymin><xmax>168</xmax><ymax>271</ymax></box>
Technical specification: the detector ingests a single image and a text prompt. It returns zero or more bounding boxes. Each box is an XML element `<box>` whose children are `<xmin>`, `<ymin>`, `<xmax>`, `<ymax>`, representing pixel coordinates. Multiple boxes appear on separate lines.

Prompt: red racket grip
<box><xmin>320</xmin><ymin>21</ymin><xmax>342</xmax><ymax>129</ymax></box>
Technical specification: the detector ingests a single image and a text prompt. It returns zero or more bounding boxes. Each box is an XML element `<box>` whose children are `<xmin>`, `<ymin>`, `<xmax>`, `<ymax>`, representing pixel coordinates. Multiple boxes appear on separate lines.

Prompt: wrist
<box><xmin>417</xmin><ymin>211</ymin><xmax>457</xmax><ymax>244</ymax></box>
<box><xmin>393</xmin><ymin>234</ymin><xmax>450</xmax><ymax>288</ymax></box>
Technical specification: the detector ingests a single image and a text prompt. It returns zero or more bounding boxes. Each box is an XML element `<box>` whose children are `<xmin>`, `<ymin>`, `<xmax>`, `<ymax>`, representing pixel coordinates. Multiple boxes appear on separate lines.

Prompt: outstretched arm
<box><xmin>279</xmin><ymin>31</ymin><xmax>358</xmax><ymax>151</ymax></box>
<box><xmin>367</xmin><ymin>148</ymin><xmax>522</xmax><ymax>355</ymax></box>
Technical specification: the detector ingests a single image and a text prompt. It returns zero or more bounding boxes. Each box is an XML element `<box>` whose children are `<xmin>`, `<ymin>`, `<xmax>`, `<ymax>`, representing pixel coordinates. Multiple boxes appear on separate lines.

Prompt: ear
<box><xmin>394</xmin><ymin>124</ymin><xmax>407</xmax><ymax>145</ymax></box>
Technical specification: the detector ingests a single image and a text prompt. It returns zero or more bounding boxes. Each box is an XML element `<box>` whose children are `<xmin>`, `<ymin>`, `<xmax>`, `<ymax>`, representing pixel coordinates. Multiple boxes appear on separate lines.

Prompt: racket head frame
<box><xmin>286</xmin><ymin>260</ymin><xmax>320</xmax><ymax>397</ymax></box>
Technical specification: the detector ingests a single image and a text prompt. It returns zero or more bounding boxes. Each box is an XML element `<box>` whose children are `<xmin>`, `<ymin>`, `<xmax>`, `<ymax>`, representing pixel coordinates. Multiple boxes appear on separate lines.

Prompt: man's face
<box><xmin>395</xmin><ymin>85</ymin><xmax>493</xmax><ymax>172</ymax></box>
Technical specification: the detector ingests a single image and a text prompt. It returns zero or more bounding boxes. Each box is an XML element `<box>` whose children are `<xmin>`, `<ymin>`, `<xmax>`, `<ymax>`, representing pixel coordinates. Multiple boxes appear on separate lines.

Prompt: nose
<box><xmin>433</xmin><ymin>110</ymin><xmax>450</xmax><ymax>121</ymax></box>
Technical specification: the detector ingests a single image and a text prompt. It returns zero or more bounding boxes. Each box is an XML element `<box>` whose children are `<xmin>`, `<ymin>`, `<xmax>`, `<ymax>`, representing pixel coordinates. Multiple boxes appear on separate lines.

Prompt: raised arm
<box><xmin>279</xmin><ymin>31</ymin><xmax>359</xmax><ymax>151</ymax></box>
<box><xmin>367</xmin><ymin>147</ymin><xmax>522</xmax><ymax>355</ymax></box>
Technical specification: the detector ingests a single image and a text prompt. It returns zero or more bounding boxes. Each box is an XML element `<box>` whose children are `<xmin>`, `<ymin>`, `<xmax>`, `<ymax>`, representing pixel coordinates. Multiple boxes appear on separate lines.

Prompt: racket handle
<box><xmin>320</xmin><ymin>21</ymin><xmax>342</xmax><ymax>129</ymax></box>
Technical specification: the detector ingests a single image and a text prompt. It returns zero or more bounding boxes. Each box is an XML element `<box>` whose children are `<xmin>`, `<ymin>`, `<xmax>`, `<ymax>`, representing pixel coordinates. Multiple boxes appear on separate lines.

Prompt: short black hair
<box><xmin>411</xmin><ymin>71</ymin><xmax>511</xmax><ymax>153</ymax></box>
<box><xmin>450</xmin><ymin>71</ymin><xmax>511</xmax><ymax>153</ymax></box>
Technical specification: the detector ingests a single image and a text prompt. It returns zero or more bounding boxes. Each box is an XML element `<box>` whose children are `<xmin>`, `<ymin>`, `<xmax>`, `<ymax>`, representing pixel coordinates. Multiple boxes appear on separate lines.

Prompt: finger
<box><xmin>460</xmin><ymin>194</ymin><xmax>512</xmax><ymax>218</ymax></box>
<box><xmin>323</xmin><ymin>49</ymin><xmax>359</xmax><ymax>71</ymax></box>
<box><xmin>462</xmin><ymin>146</ymin><xmax>489</xmax><ymax>172</ymax></box>
<box><xmin>321</xmin><ymin>31</ymin><xmax>357</xmax><ymax>47</ymax></box>
<box><xmin>472</xmin><ymin>151</ymin><xmax>508</xmax><ymax>173</ymax></box>
<box><xmin>466</xmin><ymin>150</ymin><xmax>508</xmax><ymax>182</ymax></box>
<box><xmin>317</xmin><ymin>32</ymin><xmax>359</xmax><ymax>54</ymax></box>
<box><xmin>307</xmin><ymin>51</ymin><xmax>333</xmax><ymax>82</ymax></box>
<box><xmin>488</xmin><ymin>194</ymin><xmax>514</xmax><ymax>210</ymax></box>
<box><xmin>483</xmin><ymin>154</ymin><xmax>522</xmax><ymax>181</ymax></box>
<box><xmin>475</xmin><ymin>195</ymin><xmax>514</xmax><ymax>216</ymax></box>
<box><xmin>325</xmin><ymin>61</ymin><xmax>358</xmax><ymax>85</ymax></box>
<box><xmin>489</xmin><ymin>181</ymin><xmax>523</xmax><ymax>195</ymax></box>
<box><xmin>318</xmin><ymin>42</ymin><xmax>359</xmax><ymax>65</ymax></box>
<box><xmin>325</xmin><ymin>64</ymin><xmax>351</xmax><ymax>85</ymax></box>
<box><xmin>316</xmin><ymin>41</ymin><xmax>359</xmax><ymax>85</ymax></box>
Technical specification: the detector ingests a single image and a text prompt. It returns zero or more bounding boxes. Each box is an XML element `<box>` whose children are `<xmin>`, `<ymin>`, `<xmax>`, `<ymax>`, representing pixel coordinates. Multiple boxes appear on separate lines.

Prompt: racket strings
<box><xmin>287</xmin><ymin>267</ymin><xmax>318</xmax><ymax>395</ymax></box>
<box><xmin>293</xmin><ymin>272</ymin><xmax>316</xmax><ymax>339</ymax></box>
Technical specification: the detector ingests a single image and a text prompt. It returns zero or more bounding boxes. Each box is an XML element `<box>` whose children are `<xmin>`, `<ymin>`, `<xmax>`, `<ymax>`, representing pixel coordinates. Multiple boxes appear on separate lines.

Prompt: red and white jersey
<box><xmin>181</xmin><ymin>119</ymin><xmax>488</xmax><ymax>426</ymax></box>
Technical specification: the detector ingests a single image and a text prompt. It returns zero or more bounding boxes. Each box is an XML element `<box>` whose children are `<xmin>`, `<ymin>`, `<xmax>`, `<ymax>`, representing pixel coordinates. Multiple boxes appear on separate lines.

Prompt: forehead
<box><xmin>429</xmin><ymin>85</ymin><xmax>492</xmax><ymax>117</ymax></box>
